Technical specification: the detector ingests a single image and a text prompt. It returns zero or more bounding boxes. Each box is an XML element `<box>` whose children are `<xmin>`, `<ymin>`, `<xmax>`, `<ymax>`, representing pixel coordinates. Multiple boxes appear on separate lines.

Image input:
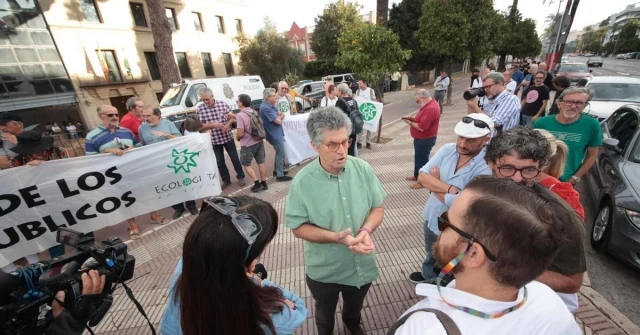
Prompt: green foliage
<box><xmin>310</xmin><ymin>1</ymin><xmax>364</xmax><ymax>59</ymax></box>
<box><xmin>335</xmin><ymin>24</ymin><xmax>411</xmax><ymax>84</ymax></box>
<box><xmin>302</xmin><ymin>58</ymin><xmax>350</xmax><ymax>79</ymax></box>
<box><xmin>416</xmin><ymin>0</ymin><xmax>497</xmax><ymax>66</ymax></box>
<box><xmin>236</xmin><ymin>18</ymin><xmax>304</xmax><ymax>86</ymax></box>
<box><xmin>614</xmin><ymin>20</ymin><xmax>640</xmax><ymax>53</ymax></box>
<box><xmin>493</xmin><ymin>9</ymin><xmax>541</xmax><ymax>59</ymax></box>
<box><xmin>388</xmin><ymin>0</ymin><xmax>440</xmax><ymax>71</ymax></box>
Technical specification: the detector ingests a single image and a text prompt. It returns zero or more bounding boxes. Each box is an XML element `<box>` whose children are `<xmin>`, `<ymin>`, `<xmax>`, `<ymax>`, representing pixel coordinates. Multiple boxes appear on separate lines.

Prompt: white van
<box><xmin>159</xmin><ymin>76</ymin><xmax>265</xmax><ymax>121</ymax></box>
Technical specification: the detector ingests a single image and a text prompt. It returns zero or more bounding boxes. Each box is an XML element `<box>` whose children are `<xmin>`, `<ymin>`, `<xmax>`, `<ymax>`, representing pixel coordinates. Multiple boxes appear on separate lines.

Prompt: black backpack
<box><xmin>340</xmin><ymin>98</ymin><xmax>364</xmax><ymax>135</ymax></box>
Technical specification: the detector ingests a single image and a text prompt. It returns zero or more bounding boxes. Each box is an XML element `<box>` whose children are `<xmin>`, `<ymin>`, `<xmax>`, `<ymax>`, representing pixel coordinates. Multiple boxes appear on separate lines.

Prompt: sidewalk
<box><xmin>89</xmin><ymin>88</ymin><xmax>639</xmax><ymax>335</ymax></box>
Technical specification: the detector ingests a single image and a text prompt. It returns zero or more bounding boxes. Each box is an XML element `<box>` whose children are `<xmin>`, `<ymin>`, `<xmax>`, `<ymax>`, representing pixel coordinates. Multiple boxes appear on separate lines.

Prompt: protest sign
<box><xmin>0</xmin><ymin>134</ymin><xmax>221</xmax><ymax>267</ymax></box>
<box><xmin>354</xmin><ymin>98</ymin><xmax>384</xmax><ymax>132</ymax></box>
<box><xmin>282</xmin><ymin>113</ymin><xmax>318</xmax><ymax>165</ymax></box>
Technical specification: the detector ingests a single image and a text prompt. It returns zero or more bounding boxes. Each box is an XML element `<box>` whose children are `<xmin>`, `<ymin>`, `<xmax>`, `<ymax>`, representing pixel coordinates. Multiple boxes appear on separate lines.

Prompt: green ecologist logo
<box><xmin>167</xmin><ymin>149</ymin><xmax>200</xmax><ymax>174</ymax></box>
<box><xmin>359</xmin><ymin>102</ymin><xmax>377</xmax><ymax>122</ymax></box>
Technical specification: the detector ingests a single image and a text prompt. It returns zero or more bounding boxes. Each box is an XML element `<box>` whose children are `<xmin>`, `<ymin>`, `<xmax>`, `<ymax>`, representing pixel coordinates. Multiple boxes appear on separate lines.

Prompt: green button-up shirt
<box><xmin>285</xmin><ymin>157</ymin><xmax>386</xmax><ymax>287</ymax></box>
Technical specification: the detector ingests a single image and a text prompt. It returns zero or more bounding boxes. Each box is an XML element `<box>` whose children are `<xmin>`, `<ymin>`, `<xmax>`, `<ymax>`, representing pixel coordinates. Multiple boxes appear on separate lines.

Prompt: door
<box><xmin>110</xmin><ymin>95</ymin><xmax>134</xmax><ymax>117</ymax></box>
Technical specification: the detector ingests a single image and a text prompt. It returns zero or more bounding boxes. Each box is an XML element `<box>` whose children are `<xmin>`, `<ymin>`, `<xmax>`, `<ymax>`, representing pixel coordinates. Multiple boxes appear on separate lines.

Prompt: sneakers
<box><xmin>261</xmin><ymin>181</ymin><xmax>268</xmax><ymax>190</ymax></box>
<box><xmin>366</xmin><ymin>143</ymin><xmax>371</xmax><ymax>149</ymax></box>
<box><xmin>251</xmin><ymin>181</ymin><xmax>262</xmax><ymax>193</ymax></box>
<box><xmin>188</xmin><ymin>207</ymin><xmax>199</xmax><ymax>216</ymax></box>
<box><xmin>409</xmin><ymin>271</ymin><xmax>454</xmax><ymax>286</ymax></box>
<box><xmin>273</xmin><ymin>170</ymin><xmax>289</xmax><ymax>177</ymax></box>
<box><xmin>221</xmin><ymin>181</ymin><xmax>231</xmax><ymax>190</ymax></box>
<box><xmin>172</xmin><ymin>209</ymin><xmax>185</xmax><ymax>220</ymax></box>
<box><xmin>238</xmin><ymin>178</ymin><xmax>246</xmax><ymax>186</ymax></box>
<box><xmin>276</xmin><ymin>175</ymin><xmax>292</xmax><ymax>182</ymax></box>
<box><xmin>409</xmin><ymin>272</ymin><xmax>430</xmax><ymax>284</ymax></box>
<box><xmin>357</xmin><ymin>143</ymin><xmax>362</xmax><ymax>149</ymax></box>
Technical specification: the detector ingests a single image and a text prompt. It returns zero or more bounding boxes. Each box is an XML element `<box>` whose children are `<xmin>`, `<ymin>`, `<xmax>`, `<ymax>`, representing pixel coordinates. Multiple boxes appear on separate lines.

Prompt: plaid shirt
<box><xmin>196</xmin><ymin>100</ymin><xmax>234</xmax><ymax>145</ymax></box>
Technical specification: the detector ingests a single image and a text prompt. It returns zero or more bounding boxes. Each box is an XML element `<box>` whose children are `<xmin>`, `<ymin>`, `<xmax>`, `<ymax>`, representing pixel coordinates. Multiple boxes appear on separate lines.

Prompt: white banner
<box><xmin>0</xmin><ymin>134</ymin><xmax>221</xmax><ymax>267</ymax></box>
<box><xmin>282</xmin><ymin>113</ymin><xmax>318</xmax><ymax>165</ymax></box>
<box><xmin>354</xmin><ymin>98</ymin><xmax>384</xmax><ymax>132</ymax></box>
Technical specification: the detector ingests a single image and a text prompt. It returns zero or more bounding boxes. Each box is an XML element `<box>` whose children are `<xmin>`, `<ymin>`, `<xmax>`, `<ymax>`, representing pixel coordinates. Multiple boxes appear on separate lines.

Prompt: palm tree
<box><xmin>377</xmin><ymin>0</ymin><xmax>388</xmax><ymax>26</ymax></box>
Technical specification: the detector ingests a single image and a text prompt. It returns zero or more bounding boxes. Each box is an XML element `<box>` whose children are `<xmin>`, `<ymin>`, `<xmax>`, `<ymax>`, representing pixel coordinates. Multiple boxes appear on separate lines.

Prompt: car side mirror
<box><xmin>185</xmin><ymin>97</ymin><xmax>195</xmax><ymax>107</ymax></box>
<box><xmin>603</xmin><ymin>138</ymin><xmax>621</xmax><ymax>153</ymax></box>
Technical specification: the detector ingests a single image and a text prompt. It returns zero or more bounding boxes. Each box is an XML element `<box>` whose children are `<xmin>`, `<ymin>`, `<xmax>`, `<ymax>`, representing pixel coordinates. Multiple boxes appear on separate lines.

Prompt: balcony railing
<box><xmin>76</xmin><ymin>73</ymin><xmax>151</xmax><ymax>88</ymax></box>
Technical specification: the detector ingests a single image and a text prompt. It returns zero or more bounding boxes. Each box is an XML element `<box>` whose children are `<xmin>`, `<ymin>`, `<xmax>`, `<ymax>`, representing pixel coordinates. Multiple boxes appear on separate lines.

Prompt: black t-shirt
<box><xmin>549</xmin><ymin>88</ymin><xmax>564</xmax><ymax>115</ymax></box>
<box><xmin>521</xmin><ymin>85</ymin><xmax>550</xmax><ymax>116</ymax></box>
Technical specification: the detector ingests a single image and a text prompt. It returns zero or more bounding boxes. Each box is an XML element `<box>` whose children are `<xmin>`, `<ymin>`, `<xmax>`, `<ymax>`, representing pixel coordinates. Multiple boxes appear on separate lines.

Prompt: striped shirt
<box><xmin>483</xmin><ymin>89</ymin><xmax>521</xmax><ymax>136</ymax></box>
<box><xmin>85</xmin><ymin>125</ymin><xmax>139</xmax><ymax>155</ymax></box>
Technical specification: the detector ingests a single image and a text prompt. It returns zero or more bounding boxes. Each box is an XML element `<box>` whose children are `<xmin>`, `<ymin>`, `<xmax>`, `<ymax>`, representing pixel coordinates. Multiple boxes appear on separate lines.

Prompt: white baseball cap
<box><xmin>454</xmin><ymin>114</ymin><xmax>494</xmax><ymax>138</ymax></box>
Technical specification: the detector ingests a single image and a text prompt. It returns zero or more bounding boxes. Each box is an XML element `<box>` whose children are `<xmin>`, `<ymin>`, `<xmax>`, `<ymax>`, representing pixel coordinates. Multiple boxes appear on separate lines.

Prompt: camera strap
<box><xmin>122</xmin><ymin>282</ymin><xmax>157</xmax><ymax>335</ymax></box>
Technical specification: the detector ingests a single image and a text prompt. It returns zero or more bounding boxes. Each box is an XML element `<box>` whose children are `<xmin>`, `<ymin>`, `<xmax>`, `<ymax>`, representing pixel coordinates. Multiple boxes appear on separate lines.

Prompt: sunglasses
<box><xmin>462</xmin><ymin>116</ymin><xmax>490</xmax><ymax>130</ymax></box>
<box><xmin>202</xmin><ymin>197</ymin><xmax>262</xmax><ymax>261</ymax></box>
<box><xmin>438</xmin><ymin>212</ymin><xmax>497</xmax><ymax>261</ymax></box>
<box><xmin>103</xmin><ymin>113</ymin><xmax>119</xmax><ymax>118</ymax></box>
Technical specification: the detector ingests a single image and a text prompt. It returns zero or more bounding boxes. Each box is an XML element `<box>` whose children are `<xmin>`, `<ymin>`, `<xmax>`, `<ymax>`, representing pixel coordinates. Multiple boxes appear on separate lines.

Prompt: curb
<box><xmin>579</xmin><ymin>286</ymin><xmax>640</xmax><ymax>335</ymax></box>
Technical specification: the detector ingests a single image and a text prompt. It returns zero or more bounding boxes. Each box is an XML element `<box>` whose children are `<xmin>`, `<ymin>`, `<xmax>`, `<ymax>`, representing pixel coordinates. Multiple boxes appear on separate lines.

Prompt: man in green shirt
<box><xmin>534</xmin><ymin>87</ymin><xmax>602</xmax><ymax>183</ymax></box>
<box><xmin>285</xmin><ymin>107</ymin><xmax>386</xmax><ymax>335</ymax></box>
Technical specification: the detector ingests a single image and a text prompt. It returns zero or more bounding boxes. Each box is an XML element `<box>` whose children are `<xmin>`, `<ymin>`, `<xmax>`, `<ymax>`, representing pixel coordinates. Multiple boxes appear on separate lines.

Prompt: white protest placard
<box><xmin>0</xmin><ymin>134</ymin><xmax>221</xmax><ymax>267</ymax></box>
<box><xmin>282</xmin><ymin>113</ymin><xmax>318</xmax><ymax>165</ymax></box>
<box><xmin>354</xmin><ymin>97</ymin><xmax>384</xmax><ymax>132</ymax></box>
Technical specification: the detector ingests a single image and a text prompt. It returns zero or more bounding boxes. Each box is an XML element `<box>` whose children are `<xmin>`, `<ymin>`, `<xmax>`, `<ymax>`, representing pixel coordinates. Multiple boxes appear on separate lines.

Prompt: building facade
<box><xmin>40</xmin><ymin>0</ymin><xmax>247</xmax><ymax>128</ymax></box>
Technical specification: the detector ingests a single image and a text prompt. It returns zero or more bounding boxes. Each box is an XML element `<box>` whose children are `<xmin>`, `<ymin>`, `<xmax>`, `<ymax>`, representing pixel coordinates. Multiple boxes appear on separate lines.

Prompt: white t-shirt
<box><xmin>505</xmin><ymin>80</ymin><xmax>517</xmax><ymax>94</ymax></box>
<box><xmin>394</xmin><ymin>281</ymin><xmax>581</xmax><ymax>335</ymax></box>
<box><xmin>356</xmin><ymin>87</ymin><xmax>375</xmax><ymax>101</ymax></box>
<box><xmin>66</xmin><ymin>124</ymin><xmax>77</xmax><ymax>134</ymax></box>
<box><xmin>320</xmin><ymin>96</ymin><xmax>338</xmax><ymax>107</ymax></box>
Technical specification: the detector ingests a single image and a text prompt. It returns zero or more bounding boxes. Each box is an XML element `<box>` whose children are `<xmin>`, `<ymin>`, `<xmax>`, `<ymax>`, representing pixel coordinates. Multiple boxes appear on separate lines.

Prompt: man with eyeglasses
<box><xmin>466</xmin><ymin>72</ymin><xmax>521</xmax><ymax>137</ymax></box>
<box><xmin>408</xmin><ymin>114</ymin><xmax>493</xmax><ymax>285</ymax></box>
<box><xmin>392</xmin><ymin>177</ymin><xmax>581</xmax><ymax>335</ymax></box>
<box><xmin>276</xmin><ymin>81</ymin><xmax>312</xmax><ymax>115</ymax></box>
<box><xmin>520</xmin><ymin>70</ymin><xmax>550</xmax><ymax>127</ymax></box>
<box><xmin>485</xmin><ymin>126</ymin><xmax>586</xmax><ymax>312</ymax></box>
<box><xmin>285</xmin><ymin>107</ymin><xmax>386</xmax><ymax>335</ymax></box>
<box><xmin>534</xmin><ymin>87</ymin><xmax>602</xmax><ymax>184</ymax></box>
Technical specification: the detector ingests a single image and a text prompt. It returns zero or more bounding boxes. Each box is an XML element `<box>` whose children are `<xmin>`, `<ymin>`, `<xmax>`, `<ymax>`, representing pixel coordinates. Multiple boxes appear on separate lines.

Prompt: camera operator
<box><xmin>466</xmin><ymin>72</ymin><xmax>521</xmax><ymax>137</ymax></box>
<box><xmin>46</xmin><ymin>270</ymin><xmax>106</xmax><ymax>335</ymax></box>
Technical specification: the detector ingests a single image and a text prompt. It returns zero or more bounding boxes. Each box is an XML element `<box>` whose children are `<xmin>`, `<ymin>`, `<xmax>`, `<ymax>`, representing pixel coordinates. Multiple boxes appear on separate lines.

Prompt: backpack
<box><xmin>340</xmin><ymin>98</ymin><xmax>364</xmax><ymax>135</ymax></box>
<box><xmin>386</xmin><ymin>308</ymin><xmax>461</xmax><ymax>335</ymax></box>
<box><xmin>241</xmin><ymin>109</ymin><xmax>266</xmax><ymax>140</ymax></box>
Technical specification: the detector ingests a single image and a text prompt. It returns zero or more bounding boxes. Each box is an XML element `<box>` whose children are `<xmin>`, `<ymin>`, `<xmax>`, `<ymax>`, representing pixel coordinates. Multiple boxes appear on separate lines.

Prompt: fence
<box><xmin>52</xmin><ymin>132</ymin><xmax>87</xmax><ymax>157</ymax></box>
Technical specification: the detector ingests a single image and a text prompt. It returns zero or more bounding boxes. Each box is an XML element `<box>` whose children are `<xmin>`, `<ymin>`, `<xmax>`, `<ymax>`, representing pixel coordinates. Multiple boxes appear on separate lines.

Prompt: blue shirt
<box><xmin>420</xmin><ymin>143</ymin><xmax>492</xmax><ymax>234</ymax></box>
<box><xmin>521</xmin><ymin>73</ymin><xmax>532</xmax><ymax>92</ymax></box>
<box><xmin>160</xmin><ymin>258</ymin><xmax>308</xmax><ymax>335</ymax></box>
<box><xmin>138</xmin><ymin>119</ymin><xmax>182</xmax><ymax>145</ymax></box>
<box><xmin>260</xmin><ymin>102</ymin><xmax>284</xmax><ymax>142</ymax></box>
<box><xmin>512</xmin><ymin>70</ymin><xmax>524</xmax><ymax>86</ymax></box>
<box><xmin>84</xmin><ymin>125</ymin><xmax>139</xmax><ymax>155</ymax></box>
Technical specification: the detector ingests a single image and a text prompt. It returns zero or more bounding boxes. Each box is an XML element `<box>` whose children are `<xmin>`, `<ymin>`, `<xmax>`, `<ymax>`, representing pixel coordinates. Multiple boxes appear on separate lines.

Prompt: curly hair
<box><xmin>485</xmin><ymin>126</ymin><xmax>551</xmax><ymax>168</ymax></box>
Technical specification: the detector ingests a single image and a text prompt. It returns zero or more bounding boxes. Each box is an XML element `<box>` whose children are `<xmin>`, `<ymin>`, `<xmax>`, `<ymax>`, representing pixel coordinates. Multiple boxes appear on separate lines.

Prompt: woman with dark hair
<box><xmin>160</xmin><ymin>195</ymin><xmax>307</xmax><ymax>335</ymax></box>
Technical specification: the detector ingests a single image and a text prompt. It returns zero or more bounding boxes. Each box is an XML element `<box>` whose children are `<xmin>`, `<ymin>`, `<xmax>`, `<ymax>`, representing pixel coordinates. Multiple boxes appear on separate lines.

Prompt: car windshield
<box><xmin>559</xmin><ymin>64</ymin><xmax>589</xmax><ymax>73</ymax></box>
<box><xmin>160</xmin><ymin>85</ymin><xmax>187</xmax><ymax>107</ymax></box>
<box><xmin>291</xmin><ymin>84</ymin><xmax>301</xmax><ymax>93</ymax></box>
<box><xmin>589</xmin><ymin>83</ymin><xmax>640</xmax><ymax>102</ymax></box>
<box><xmin>589</xmin><ymin>57</ymin><xmax>602</xmax><ymax>61</ymax></box>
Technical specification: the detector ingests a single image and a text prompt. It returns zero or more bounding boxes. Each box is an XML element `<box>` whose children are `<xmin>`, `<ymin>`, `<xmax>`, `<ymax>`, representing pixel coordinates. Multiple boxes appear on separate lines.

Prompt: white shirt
<box><xmin>505</xmin><ymin>80</ymin><xmax>517</xmax><ymax>94</ymax></box>
<box><xmin>320</xmin><ymin>96</ymin><xmax>338</xmax><ymax>107</ymax></box>
<box><xmin>356</xmin><ymin>87</ymin><xmax>375</xmax><ymax>101</ymax></box>
<box><xmin>472</xmin><ymin>78</ymin><xmax>487</xmax><ymax>107</ymax></box>
<box><xmin>394</xmin><ymin>281</ymin><xmax>581</xmax><ymax>335</ymax></box>
<box><xmin>66</xmin><ymin>124</ymin><xmax>77</xmax><ymax>134</ymax></box>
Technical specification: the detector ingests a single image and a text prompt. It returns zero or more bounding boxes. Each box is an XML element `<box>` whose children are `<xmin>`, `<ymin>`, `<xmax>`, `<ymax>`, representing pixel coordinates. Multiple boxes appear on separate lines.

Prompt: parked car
<box><xmin>617</xmin><ymin>53</ymin><xmax>626</xmax><ymax>59</ymax></box>
<box><xmin>561</xmin><ymin>56</ymin><xmax>569</xmax><ymax>63</ymax></box>
<box><xmin>328</xmin><ymin>73</ymin><xmax>359</xmax><ymax>94</ymax></box>
<box><xmin>623</xmin><ymin>52</ymin><xmax>638</xmax><ymax>59</ymax></box>
<box><xmin>554</xmin><ymin>62</ymin><xmax>592</xmax><ymax>85</ymax></box>
<box><xmin>584</xmin><ymin>53</ymin><xmax>594</xmax><ymax>57</ymax></box>
<box><xmin>585</xmin><ymin>104</ymin><xmax>640</xmax><ymax>271</ymax></box>
<box><xmin>291</xmin><ymin>81</ymin><xmax>325</xmax><ymax>112</ymax></box>
<box><xmin>587</xmin><ymin>57</ymin><xmax>603</xmax><ymax>67</ymax></box>
<box><xmin>582</xmin><ymin>76</ymin><xmax>640</xmax><ymax>121</ymax></box>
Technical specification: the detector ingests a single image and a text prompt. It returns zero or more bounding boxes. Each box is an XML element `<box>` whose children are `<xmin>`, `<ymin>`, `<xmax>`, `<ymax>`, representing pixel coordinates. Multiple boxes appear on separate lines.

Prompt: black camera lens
<box><xmin>463</xmin><ymin>87</ymin><xmax>486</xmax><ymax>100</ymax></box>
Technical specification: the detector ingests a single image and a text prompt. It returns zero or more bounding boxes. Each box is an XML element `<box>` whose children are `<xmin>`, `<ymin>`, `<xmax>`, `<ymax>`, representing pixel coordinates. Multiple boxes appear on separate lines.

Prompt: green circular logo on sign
<box><xmin>278</xmin><ymin>99</ymin><xmax>290</xmax><ymax>113</ymax></box>
<box><xmin>183</xmin><ymin>178</ymin><xmax>192</xmax><ymax>186</ymax></box>
<box><xmin>359</xmin><ymin>102</ymin><xmax>377</xmax><ymax>122</ymax></box>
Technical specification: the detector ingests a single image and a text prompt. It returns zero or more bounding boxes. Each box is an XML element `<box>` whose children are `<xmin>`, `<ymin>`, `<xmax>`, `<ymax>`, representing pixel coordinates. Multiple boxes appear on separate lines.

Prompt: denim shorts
<box><xmin>240</xmin><ymin>141</ymin><xmax>265</xmax><ymax>166</ymax></box>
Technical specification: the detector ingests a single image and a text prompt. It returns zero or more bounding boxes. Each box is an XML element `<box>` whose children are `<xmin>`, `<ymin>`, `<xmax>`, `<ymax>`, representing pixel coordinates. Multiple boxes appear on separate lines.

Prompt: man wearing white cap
<box><xmin>408</xmin><ymin>114</ymin><xmax>494</xmax><ymax>284</ymax></box>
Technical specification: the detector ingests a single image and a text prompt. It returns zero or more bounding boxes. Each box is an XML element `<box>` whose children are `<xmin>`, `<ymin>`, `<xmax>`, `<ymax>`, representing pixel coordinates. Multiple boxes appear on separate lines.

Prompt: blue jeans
<box><xmin>212</xmin><ymin>140</ymin><xmax>245</xmax><ymax>183</ymax></box>
<box><xmin>413</xmin><ymin>137</ymin><xmax>437</xmax><ymax>179</ymax></box>
<box><xmin>521</xmin><ymin>115</ymin><xmax>535</xmax><ymax>127</ymax></box>
<box><xmin>422</xmin><ymin>222</ymin><xmax>439</xmax><ymax>280</ymax></box>
<box><xmin>269</xmin><ymin>139</ymin><xmax>286</xmax><ymax>177</ymax></box>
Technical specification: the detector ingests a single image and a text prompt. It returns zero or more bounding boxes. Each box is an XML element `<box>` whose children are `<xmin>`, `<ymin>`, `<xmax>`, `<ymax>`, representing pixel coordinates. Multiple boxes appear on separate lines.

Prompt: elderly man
<box><xmin>260</xmin><ymin>88</ymin><xmax>291</xmax><ymax>181</ymax></box>
<box><xmin>405</xmin><ymin>89</ymin><xmax>440</xmax><ymax>189</ymax></box>
<box><xmin>433</xmin><ymin>70</ymin><xmax>449</xmax><ymax>114</ymax></box>
<box><xmin>503</xmin><ymin>70</ymin><xmax>517</xmax><ymax>94</ymax></box>
<box><xmin>467</xmin><ymin>72</ymin><xmax>521</xmax><ymax>137</ymax></box>
<box><xmin>520</xmin><ymin>70</ymin><xmax>550</xmax><ymax>127</ymax></box>
<box><xmin>485</xmin><ymin>126</ymin><xmax>586</xmax><ymax>311</ymax></box>
<box><xmin>196</xmin><ymin>87</ymin><xmax>245</xmax><ymax>189</ymax></box>
<box><xmin>120</xmin><ymin>97</ymin><xmax>144</xmax><ymax>140</ymax></box>
<box><xmin>85</xmin><ymin>105</ymin><xmax>169</xmax><ymax>240</ymax></box>
<box><xmin>534</xmin><ymin>87</ymin><xmax>602</xmax><ymax>183</ymax></box>
<box><xmin>276</xmin><ymin>81</ymin><xmax>312</xmax><ymax>115</ymax></box>
<box><xmin>408</xmin><ymin>114</ymin><xmax>493</xmax><ymax>284</ymax></box>
<box><xmin>517</xmin><ymin>63</ymin><xmax>538</xmax><ymax>97</ymax></box>
<box><xmin>394</xmin><ymin>178</ymin><xmax>581</xmax><ymax>334</ymax></box>
<box><xmin>285</xmin><ymin>107</ymin><xmax>386</xmax><ymax>335</ymax></box>
<box><xmin>138</xmin><ymin>106</ymin><xmax>198</xmax><ymax>219</ymax></box>
<box><xmin>0</xmin><ymin>113</ymin><xmax>25</xmax><ymax>169</ymax></box>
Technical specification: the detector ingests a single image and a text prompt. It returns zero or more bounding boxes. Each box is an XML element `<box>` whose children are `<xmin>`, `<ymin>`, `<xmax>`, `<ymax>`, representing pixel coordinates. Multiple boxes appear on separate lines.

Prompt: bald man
<box><xmin>276</xmin><ymin>81</ymin><xmax>313</xmax><ymax>115</ymax></box>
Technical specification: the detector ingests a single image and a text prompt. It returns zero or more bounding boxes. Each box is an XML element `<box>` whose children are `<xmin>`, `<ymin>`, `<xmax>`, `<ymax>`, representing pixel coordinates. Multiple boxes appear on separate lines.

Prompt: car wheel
<box><xmin>591</xmin><ymin>199</ymin><xmax>612</xmax><ymax>251</ymax></box>
<box><xmin>296</xmin><ymin>102</ymin><xmax>303</xmax><ymax>113</ymax></box>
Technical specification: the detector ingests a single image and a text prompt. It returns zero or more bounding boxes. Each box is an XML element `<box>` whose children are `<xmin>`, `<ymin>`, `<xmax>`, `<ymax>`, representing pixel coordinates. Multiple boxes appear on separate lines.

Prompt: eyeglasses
<box><xmin>280</xmin><ymin>87</ymin><xmax>289</xmax><ymax>91</ymax></box>
<box><xmin>560</xmin><ymin>100</ymin><xmax>587</xmax><ymax>108</ymax></box>
<box><xmin>496</xmin><ymin>165</ymin><xmax>540</xmax><ymax>178</ymax></box>
<box><xmin>102</xmin><ymin>113</ymin><xmax>119</xmax><ymax>118</ymax></box>
<box><xmin>203</xmin><ymin>197</ymin><xmax>262</xmax><ymax>261</ymax></box>
<box><xmin>462</xmin><ymin>116</ymin><xmax>490</xmax><ymax>130</ymax></box>
<box><xmin>323</xmin><ymin>138</ymin><xmax>352</xmax><ymax>152</ymax></box>
<box><xmin>482</xmin><ymin>83</ymin><xmax>497</xmax><ymax>90</ymax></box>
<box><xmin>438</xmin><ymin>212</ymin><xmax>497</xmax><ymax>262</ymax></box>
<box><xmin>142</xmin><ymin>114</ymin><xmax>155</xmax><ymax>119</ymax></box>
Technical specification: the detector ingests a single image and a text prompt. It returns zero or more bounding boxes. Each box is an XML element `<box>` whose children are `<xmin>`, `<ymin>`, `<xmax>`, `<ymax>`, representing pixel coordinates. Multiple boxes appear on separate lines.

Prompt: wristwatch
<box><xmin>571</xmin><ymin>176</ymin><xmax>581</xmax><ymax>183</ymax></box>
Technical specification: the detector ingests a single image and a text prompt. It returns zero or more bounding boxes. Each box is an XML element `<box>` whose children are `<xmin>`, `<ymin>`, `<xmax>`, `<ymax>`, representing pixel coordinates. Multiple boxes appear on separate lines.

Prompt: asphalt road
<box><xmin>568</xmin><ymin>55</ymin><xmax>640</xmax><ymax>77</ymax></box>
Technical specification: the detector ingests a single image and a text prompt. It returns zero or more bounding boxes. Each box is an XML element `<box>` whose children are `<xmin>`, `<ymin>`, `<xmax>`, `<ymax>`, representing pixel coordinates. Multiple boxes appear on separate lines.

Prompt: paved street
<box><xmin>568</xmin><ymin>56</ymin><xmax>640</xmax><ymax>77</ymax></box>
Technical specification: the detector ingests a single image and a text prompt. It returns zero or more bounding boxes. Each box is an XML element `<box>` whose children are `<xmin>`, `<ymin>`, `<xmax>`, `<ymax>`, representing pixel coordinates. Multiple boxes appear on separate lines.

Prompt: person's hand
<box><xmin>26</xmin><ymin>160</ymin><xmax>44</xmax><ymax>166</ymax></box>
<box><xmin>1</xmin><ymin>133</ymin><xmax>17</xmax><ymax>144</ymax></box>
<box><xmin>349</xmin><ymin>230</ymin><xmax>375</xmax><ymax>254</ymax></box>
<box><xmin>569</xmin><ymin>178</ymin><xmax>577</xmax><ymax>186</ymax></box>
<box><xmin>52</xmin><ymin>270</ymin><xmax>105</xmax><ymax>319</ymax></box>
<box><xmin>227</xmin><ymin>112</ymin><xmax>236</xmax><ymax>120</ymax></box>
<box><xmin>466</xmin><ymin>99</ymin><xmax>478</xmax><ymax>108</ymax></box>
<box><xmin>283</xmin><ymin>299</ymin><xmax>296</xmax><ymax>310</ymax></box>
<box><xmin>532</xmin><ymin>115</ymin><xmax>539</xmax><ymax>123</ymax></box>
<box><xmin>429</xmin><ymin>166</ymin><xmax>440</xmax><ymax>180</ymax></box>
<box><xmin>105</xmin><ymin>148</ymin><xmax>124</xmax><ymax>156</ymax></box>
<box><xmin>222</xmin><ymin>125</ymin><xmax>230</xmax><ymax>133</ymax></box>
<box><xmin>278</xmin><ymin>112</ymin><xmax>286</xmax><ymax>119</ymax></box>
<box><xmin>152</xmin><ymin>131</ymin><xmax>169</xmax><ymax>137</ymax></box>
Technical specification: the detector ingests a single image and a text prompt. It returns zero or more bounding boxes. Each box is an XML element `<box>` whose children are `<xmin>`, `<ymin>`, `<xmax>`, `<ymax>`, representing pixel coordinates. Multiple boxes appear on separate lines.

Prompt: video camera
<box><xmin>0</xmin><ymin>227</ymin><xmax>135</xmax><ymax>335</ymax></box>
<box><xmin>463</xmin><ymin>87</ymin><xmax>486</xmax><ymax>101</ymax></box>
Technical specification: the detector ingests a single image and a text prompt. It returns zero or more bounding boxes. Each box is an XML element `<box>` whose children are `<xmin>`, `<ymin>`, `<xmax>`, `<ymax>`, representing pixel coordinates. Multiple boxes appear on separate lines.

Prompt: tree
<box><xmin>614</xmin><ymin>20</ymin><xmax>640</xmax><ymax>53</ymax></box>
<box><xmin>310</xmin><ymin>1</ymin><xmax>363</xmax><ymax>59</ymax></box>
<box><xmin>493</xmin><ymin>9</ymin><xmax>541</xmax><ymax>71</ymax></box>
<box><xmin>377</xmin><ymin>0</ymin><xmax>389</xmax><ymax>27</ymax></box>
<box><xmin>388</xmin><ymin>0</ymin><xmax>440</xmax><ymax>72</ymax></box>
<box><xmin>146</xmin><ymin>0</ymin><xmax>181</xmax><ymax>93</ymax></box>
<box><xmin>236</xmin><ymin>18</ymin><xmax>304</xmax><ymax>86</ymax></box>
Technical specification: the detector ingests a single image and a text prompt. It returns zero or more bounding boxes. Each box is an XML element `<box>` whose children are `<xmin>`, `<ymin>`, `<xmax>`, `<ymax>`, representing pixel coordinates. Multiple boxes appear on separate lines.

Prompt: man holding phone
<box><xmin>404</xmin><ymin>89</ymin><xmax>440</xmax><ymax>189</ymax></box>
